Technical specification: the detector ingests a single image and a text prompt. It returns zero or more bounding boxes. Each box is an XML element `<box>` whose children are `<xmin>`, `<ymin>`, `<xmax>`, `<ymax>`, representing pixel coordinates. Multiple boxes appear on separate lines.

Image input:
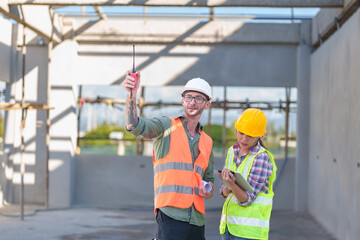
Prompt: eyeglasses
<box><xmin>183</xmin><ymin>94</ymin><xmax>207</xmax><ymax>104</ymax></box>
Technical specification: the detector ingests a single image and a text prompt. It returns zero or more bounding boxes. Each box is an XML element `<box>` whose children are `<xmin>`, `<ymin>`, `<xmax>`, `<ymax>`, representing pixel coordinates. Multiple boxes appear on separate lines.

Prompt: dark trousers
<box><xmin>155</xmin><ymin>209</ymin><xmax>205</xmax><ymax>240</ymax></box>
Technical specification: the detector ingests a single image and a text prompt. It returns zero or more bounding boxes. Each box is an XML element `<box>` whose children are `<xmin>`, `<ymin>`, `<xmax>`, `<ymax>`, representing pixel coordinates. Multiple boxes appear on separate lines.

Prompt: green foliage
<box><xmin>263</xmin><ymin>121</ymin><xmax>297</xmax><ymax>158</ymax></box>
<box><xmin>0</xmin><ymin>117</ymin><xmax>3</xmax><ymax>137</ymax></box>
<box><xmin>79</xmin><ymin>121</ymin><xmax>296</xmax><ymax>158</ymax></box>
<box><xmin>0</xmin><ymin>117</ymin><xmax>3</xmax><ymax>150</ymax></box>
<box><xmin>203</xmin><ymin>124</ymin><xmax>237</xmax><ymax>148</ymax></box>
<box><xmin>80</xmin><ymin>124</ymin><xmax>135</xmax><ymax>146</ymax></box>
<box><xmin>263</xmin><ymin>121</ymin><xmax>279</xmax><ymax>151</ymax></box>
<box><xmin>204</xmin><ymin>121</ymin><xmax>296</xmax><ymax>159</ymax></box>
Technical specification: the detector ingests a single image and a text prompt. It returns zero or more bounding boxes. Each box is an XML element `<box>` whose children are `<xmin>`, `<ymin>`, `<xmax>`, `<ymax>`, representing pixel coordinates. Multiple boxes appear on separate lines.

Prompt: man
<box><xmin>123</xmin><ymin>71</ymin><xmax>215</xmax><ymax>240</ymax></box>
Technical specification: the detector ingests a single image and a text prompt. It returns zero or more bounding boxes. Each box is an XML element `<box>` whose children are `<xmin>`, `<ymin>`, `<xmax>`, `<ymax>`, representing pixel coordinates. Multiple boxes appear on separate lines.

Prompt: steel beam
<box><xmin>0</xmin><ymin>1</ymin><xmax>9</xmax><ymax>12</ymax></box>
<box><xmin>73</xmin><ymin>20</ymin><xmax>301</xmax><ymax>44</ymax></box>
<box><xmin>8</xmin><ymin>0</ymin><xmax>344</xmax><ymax>8</ymax></box>
<box><xmin>0</xmin><ymin>4</ymin><xmax>61</xmax><ymax>44</ymax></box>
<box><xmin>93</xmin><ymin>6</ymin><xmax>107</xmax><ymax>20</ymax></box>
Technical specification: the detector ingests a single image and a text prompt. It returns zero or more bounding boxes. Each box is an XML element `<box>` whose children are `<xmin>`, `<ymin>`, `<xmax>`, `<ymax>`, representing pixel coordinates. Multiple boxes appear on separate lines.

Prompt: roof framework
<box><xmin>0</xmin><ymin>0</ymin><xmax>342</xmax><ymax>46</ymax></box>
<box><xmin>7</xmin><ymin>0</ymin><xmax>344</xmax><ymax>8</ymax></box>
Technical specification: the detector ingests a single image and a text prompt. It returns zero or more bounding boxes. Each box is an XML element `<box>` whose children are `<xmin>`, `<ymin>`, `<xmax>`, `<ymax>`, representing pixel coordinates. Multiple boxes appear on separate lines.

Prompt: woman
<box><xmin>219</xmin><ymin>108</ymin><xmax>277</xmax><ymax>240</ymax></box>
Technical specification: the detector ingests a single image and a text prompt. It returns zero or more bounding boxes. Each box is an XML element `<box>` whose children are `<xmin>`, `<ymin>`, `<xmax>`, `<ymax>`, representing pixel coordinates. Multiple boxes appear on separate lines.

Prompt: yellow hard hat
<box><xmin>234</xmin><ymin>108</ymin><xmax>267</xmax><ymax>137</ymax></box>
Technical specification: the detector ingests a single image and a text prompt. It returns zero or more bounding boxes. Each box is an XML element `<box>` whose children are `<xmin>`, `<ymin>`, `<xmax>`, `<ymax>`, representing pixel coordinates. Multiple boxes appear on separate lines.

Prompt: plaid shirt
<box><xmin>220</xmin><ymin>141</ymin><xmax>273</xmax><ymax>206</ymax></box>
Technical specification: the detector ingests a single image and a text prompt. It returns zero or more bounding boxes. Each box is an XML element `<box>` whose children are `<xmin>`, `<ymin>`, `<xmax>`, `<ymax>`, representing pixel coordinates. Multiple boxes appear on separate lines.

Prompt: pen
<box><xmin>218</xmin><ymin>170</ymin><xmax>236</xmax><ymax>175</ymax></box>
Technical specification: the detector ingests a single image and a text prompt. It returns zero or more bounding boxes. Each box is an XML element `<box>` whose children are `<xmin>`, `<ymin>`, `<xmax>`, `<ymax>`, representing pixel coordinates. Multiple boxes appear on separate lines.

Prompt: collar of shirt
<box><xmin>232</xmin><ymin>141</ymin><xmax>261</xmax><ymax>167</ymax></box>
<box><xmin>178</xmin><ymin>115</ymin><xmax>202</xmax><ymax>133</ymax></box>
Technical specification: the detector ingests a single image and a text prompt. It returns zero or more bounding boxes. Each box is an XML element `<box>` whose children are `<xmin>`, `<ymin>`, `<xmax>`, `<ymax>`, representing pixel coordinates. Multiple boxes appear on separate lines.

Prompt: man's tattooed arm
<box><xmin>126</xmin><ymin>93</ymin><xmax>138</xmax><ymax>130</ymax></box>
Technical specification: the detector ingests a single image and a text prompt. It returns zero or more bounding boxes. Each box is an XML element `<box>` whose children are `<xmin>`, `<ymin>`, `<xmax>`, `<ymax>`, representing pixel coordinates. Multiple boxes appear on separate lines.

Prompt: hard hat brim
<box><xmin>181</xmin><ymin>89</ymin><xmax>211</xmax><ymax>101</ymax></box>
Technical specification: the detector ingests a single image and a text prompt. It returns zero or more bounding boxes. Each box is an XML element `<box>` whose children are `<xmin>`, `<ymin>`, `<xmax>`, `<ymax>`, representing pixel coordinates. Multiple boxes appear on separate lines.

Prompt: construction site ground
<box><xmin>0</xmin><ymin>204</ymin><xmax>336</xmax><ymax>240</ymax></box>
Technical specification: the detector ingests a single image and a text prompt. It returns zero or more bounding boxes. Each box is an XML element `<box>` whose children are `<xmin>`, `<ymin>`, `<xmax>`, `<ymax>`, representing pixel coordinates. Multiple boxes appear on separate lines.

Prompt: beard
<box><xmin>184</xmin><ymin>104</ymin><xmax>204</xmax><ymax>117</ymax></box>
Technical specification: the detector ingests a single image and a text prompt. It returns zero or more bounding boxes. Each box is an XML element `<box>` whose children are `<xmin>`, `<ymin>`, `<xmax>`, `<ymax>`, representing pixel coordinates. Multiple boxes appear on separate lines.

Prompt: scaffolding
<box><xmin>0</xmin><ymin>27</ymin><xmax>54</xmax><ymax>220</ymax></box>
<box><xmin>76</xmin><ymin>86</ymin><xmax>296</xmax><ymax>157</ymax></box>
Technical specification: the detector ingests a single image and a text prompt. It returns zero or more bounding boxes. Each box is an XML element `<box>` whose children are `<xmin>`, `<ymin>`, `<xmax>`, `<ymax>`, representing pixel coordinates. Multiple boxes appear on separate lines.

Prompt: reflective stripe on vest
<box><xmin>228</xmin><ymin>194</ymin><xmax>273</xmax><ymax>205</ymax></box>
<box><xmin>226</xmin><ymin>147</ymin><xmax>253</xmax><ymax>180</ymax></box>
<box><xmin>153</xmin><ymin>117</ymin><xmax>213</xmax><ymax>215</ymax></box>
<box><xmin>219</xmin><ymin>145</ymin><xmax>277</xmax><ymax>240</ymax></box>
<box><xmin>154</xmin><ymin>184</ymin><xmax>201</xmax><ymax>196</ymax></box>
<box><xmin>221</xmin><ymin>214</ymin><xmax>269</xmax><ymax>228</ymax></box>
<box><xmin>154</xmin><ymin>162</ymin><xmax>205</xmax><ymax>176</ymax></box>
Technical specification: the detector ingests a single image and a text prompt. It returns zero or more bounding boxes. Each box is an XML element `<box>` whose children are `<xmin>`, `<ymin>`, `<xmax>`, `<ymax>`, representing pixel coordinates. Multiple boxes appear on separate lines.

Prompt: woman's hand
<box><xmin>222</xmin><ymin>168</ymin><xmax>236</xmax><ymax>186</ymax></box>
<box><xmin>221</xmin><ymin>167</ymin><xmax>236</xmax><ymax>197</ymax></box>
<box><xmin>221</xmin><ymin>167</ymin><xmax>248</xmax><ymax>203</ymax></box>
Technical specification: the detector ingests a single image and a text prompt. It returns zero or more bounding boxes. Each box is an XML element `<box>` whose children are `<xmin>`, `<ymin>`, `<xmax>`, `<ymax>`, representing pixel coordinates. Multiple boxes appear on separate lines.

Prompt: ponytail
<box><xmin>259</xmin><ymin>138</ymin><xmax>267</xmax><ymax>150</ymax></box>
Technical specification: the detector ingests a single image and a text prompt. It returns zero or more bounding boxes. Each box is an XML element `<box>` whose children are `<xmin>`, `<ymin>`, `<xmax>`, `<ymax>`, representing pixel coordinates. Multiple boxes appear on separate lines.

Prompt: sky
<box><xmin>54</xmin><ymin>6</ymin><xmax>319</xmax><ymax>22</ymax></box>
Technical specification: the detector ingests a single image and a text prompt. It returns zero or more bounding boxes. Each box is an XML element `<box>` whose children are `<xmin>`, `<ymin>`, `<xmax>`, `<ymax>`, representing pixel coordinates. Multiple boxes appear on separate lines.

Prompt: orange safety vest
<box><xmin>153</xmin><ymin>117</ymin><xmax>213</xmax><ymax>215</ymax></box>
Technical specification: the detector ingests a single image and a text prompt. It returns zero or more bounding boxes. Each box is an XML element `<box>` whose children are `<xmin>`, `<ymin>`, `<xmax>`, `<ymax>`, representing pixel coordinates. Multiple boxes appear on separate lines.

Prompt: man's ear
<box><xmin>181</xmin><ymin>97</ymin><xmax>186</xmax><ymax>107</ymax></box>
<box><xmin>204</xmin><ymin>101</ymin><xmax>211</xmax><ymax>109</ymax></box>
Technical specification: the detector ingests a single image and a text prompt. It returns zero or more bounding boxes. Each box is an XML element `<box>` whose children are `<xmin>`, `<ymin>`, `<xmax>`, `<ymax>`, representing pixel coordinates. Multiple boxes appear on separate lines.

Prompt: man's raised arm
<box><xmin>123</xmin><ymin>71</ymin><xmax>141</xmax><ymax>130</ymax></box>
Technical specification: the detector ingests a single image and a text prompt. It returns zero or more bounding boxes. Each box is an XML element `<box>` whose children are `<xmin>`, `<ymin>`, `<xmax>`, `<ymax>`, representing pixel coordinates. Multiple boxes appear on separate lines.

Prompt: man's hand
<box><xmin>123</xmin><ymin>71</ymin><xmax>141</xmax><ymax>98</ymax></box>
<box><xmin>199</xmin><ymin>181</ymin><xmax>214</xmax><ymax>199</ymax></box>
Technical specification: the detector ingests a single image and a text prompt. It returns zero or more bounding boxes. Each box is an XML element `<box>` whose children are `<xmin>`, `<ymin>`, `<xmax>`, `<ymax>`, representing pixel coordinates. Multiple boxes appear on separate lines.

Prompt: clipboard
<box><xmin>214</xmin><ymin>170</ymin><xmax>254</xmax><ymax>192</ymax></box>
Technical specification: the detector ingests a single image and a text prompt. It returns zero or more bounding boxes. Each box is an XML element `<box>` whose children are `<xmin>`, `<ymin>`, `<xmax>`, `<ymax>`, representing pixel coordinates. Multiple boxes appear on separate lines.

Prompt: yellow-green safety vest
<box><xmin>219</xmin><ymin>145</ymin><xmax>277</xmax><ymax>240</ymax></box>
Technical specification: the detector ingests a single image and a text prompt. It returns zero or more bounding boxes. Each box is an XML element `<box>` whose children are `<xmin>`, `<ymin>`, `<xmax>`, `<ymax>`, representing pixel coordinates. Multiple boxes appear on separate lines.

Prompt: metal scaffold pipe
<box><xmin>20</xmin><ymin>26</ymin><xmax>26</xmax><ymax>221</ymax></box>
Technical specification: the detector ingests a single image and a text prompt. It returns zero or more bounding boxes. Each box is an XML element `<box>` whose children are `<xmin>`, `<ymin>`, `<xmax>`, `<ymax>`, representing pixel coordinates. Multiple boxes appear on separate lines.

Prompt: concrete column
<box><xmin>0</xmin><ymin>16</ymin><xmax>14</xmax><ymax>207</ymax></box>
<box><xmin>0</xmin><ymin>17</ymin><xmax>12</xmax><ymax>83</ymax></box>
<box><xmin>3</xmin><ymin>27</ymin><xmax>49</xmax><ymax>206</ymax></box>
<box><xmin>48</xmin><ymin>40</ymin><xmax>79</xmax><ymax>207</ymax></box>
<box><xmin>295</xmin><ymin>21</ymin><xmax>311</xmax><ymax>212</ymax></box>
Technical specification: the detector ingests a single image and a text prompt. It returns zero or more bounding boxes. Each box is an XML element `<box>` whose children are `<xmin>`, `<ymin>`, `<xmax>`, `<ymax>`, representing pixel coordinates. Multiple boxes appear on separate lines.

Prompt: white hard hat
<box><xmin>181</xmin><ymin>78</ymin><xmax>212</xmax><ymax>102</ymax></box>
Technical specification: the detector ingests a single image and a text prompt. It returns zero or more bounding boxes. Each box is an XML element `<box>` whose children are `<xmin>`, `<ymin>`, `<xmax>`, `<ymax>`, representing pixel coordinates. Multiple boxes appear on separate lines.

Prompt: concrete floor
<box><xmin>0</xmin><ymin>206</ymin><xmax>336</xmax><ymax>240</ymax></box>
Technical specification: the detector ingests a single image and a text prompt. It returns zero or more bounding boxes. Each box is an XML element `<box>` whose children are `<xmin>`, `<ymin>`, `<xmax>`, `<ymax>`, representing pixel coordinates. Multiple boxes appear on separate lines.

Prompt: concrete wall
<box><xmin>311</xmin><ymin>8</ymin><xmax>343</xmax><ymax>45</ymax></box>
<box><xmin>74</xmin><ymin>155</ymin><xmax>294</xmax><ymax>210</ymax></box>
<box><xmin>0</xmin><ymin>17</ymin><xmax>12</xmax><ymax>205</ymax></box>
<box><xmin>77</xmin><ymin>43</ymin><xmax>298</xmax><ymax>88</ymax></box>
<box><xmin>0</xmin><ymin>17</ymin><xmax>12</xmax><ymax>83</ymax></box>
<box><xmin>273</xmin><ymin>158</ymin><xmax>296</xmax><ymax>210</ymax></box>
<box><xmin>311</xmin><ymin>0</ymin><xmax>356</xmax><ymax>45</ymax></box>
<box><xmin>309</xmin><ymin>9</ymin><xmax>360</xmax><ymax>240</ymax></box>
<box><xmin>75</xmin><ymin>21</ymin><xmax>300</xmax><ymax>87</ymax></box>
